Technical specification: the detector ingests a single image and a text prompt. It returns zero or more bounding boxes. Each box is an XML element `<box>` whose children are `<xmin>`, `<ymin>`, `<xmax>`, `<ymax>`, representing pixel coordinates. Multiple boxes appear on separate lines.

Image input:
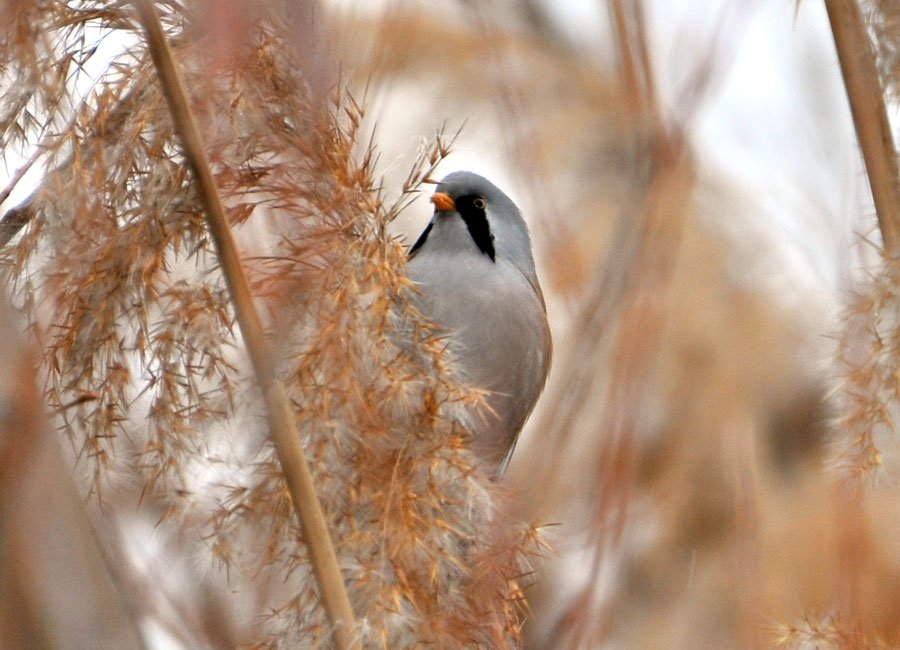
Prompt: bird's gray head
<box><xmin>408</xmin><ymin>171</ymin><xmax>537</xmax><ymax>279</ymax></box>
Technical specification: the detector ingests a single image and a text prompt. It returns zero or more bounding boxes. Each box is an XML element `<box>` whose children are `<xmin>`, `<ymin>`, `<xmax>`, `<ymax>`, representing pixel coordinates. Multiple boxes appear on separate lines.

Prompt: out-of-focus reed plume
<box><xmin>829</xmin><ymin>0</ymin><xmax>900</xmax><ymax>482</ymax></box>
<box><xmin>776</xmin><ymin>2</ymin><xmax>900</xmax><ymax>647</ymax></box>
<box><xmin>0</xmin><ymin>294</ymin><xmax>146</xmax><ymax>649</ymax></box>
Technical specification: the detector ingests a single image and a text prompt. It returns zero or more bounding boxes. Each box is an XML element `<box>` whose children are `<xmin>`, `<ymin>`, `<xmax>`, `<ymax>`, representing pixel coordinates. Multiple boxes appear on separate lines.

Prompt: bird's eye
<box><xmin>473</xmin><ymin>198</ymin><xmax>486</xmax><ymax>210</ymax></box>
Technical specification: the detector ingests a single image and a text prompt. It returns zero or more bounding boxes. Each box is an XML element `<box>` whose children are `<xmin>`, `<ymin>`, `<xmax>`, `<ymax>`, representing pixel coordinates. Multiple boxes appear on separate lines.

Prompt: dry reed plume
<box><xmin>1</xmin><ymin>1</ymin><xmax>539</xmax><ymax>647</ymax></box>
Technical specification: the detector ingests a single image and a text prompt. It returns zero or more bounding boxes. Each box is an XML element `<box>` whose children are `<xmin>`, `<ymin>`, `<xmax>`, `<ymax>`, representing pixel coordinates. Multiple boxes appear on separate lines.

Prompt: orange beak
<box><xmin>430</xmin><ymin>192</ymin><xmax>456</xmax><ymax>212</ymax></box>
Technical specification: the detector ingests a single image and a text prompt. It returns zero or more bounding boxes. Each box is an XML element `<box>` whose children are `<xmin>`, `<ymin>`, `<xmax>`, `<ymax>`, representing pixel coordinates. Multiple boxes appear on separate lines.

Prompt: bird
<box><xmin>405</xmin><ymin>171</ymin><xmax>552</xmax><ymax>474</ymax></box>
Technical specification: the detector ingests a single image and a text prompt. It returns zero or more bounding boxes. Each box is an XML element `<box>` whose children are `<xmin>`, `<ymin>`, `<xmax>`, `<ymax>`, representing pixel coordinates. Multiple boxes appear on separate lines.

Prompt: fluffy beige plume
<box><xmin>0</xmin><ymin>1</ymin><xmax>539</xmax><ymax>647</ymax></box>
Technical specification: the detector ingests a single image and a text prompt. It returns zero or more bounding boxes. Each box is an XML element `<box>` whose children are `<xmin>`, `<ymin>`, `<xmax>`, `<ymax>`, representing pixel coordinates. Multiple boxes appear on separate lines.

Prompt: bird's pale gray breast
<box><xmin>406</xmin><ymin>250</ymin><xmax>551</xmax><ymax>467</ymax></box>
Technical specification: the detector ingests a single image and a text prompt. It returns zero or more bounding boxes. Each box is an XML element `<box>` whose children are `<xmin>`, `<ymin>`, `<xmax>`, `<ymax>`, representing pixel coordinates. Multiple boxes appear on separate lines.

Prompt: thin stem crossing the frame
<box><xmin>133</xmin><ymin>2</ymin><xmax>360</xmax><ymax>648</ymax></box>
<box><xmin>826</xmin><ymin>0</ymin><xmax>900</xmax><ymax>256</ymax></box>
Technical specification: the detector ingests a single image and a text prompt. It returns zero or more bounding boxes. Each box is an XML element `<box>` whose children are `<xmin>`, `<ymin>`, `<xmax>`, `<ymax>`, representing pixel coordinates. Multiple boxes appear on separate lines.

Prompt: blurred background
<box><xmin>4</xmin><ymin>0</ymin><xmax>900</xmax><ymax>648</ymax></box>
<box><xmin>336</xmin><ymin>1</ymin><xmax>900</xmax><ymax>648</ymax></box>
<box><xmin>340</xmin><ymin>1</ymin><xmax>879</xmax><ymax>645</ymax></box>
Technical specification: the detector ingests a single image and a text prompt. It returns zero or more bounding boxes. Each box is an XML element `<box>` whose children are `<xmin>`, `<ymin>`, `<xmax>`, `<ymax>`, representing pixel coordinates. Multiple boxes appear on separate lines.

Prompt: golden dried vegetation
<box><xmin>5</xmin><ymin>1</ymin><xmax>900</xmax><ymax>650</ymax></box>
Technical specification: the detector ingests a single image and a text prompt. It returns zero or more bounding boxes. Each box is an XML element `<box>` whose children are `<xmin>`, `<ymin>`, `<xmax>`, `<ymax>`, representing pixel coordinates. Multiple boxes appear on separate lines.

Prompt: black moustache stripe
<box><xmin>458</xmin><ymin>199</ymin><xmax>495</xmax><ymax>262</ymax></box>
<box><xmin>408</xmin><ymin>221</ymin><xmax>432</xmax><ymax>258</ymax></box>
<box><xmin>408</xmin><ymin>196</ymin><xmax>496</xmax><ymax>262</ymax></box>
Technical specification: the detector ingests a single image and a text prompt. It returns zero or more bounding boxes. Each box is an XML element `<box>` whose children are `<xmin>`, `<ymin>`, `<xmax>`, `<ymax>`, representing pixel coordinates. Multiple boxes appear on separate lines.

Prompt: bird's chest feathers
<box><xmin>407</xmin><ymin>250</ymin><xmax>544</xmax><ymax>389</ymax></box>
